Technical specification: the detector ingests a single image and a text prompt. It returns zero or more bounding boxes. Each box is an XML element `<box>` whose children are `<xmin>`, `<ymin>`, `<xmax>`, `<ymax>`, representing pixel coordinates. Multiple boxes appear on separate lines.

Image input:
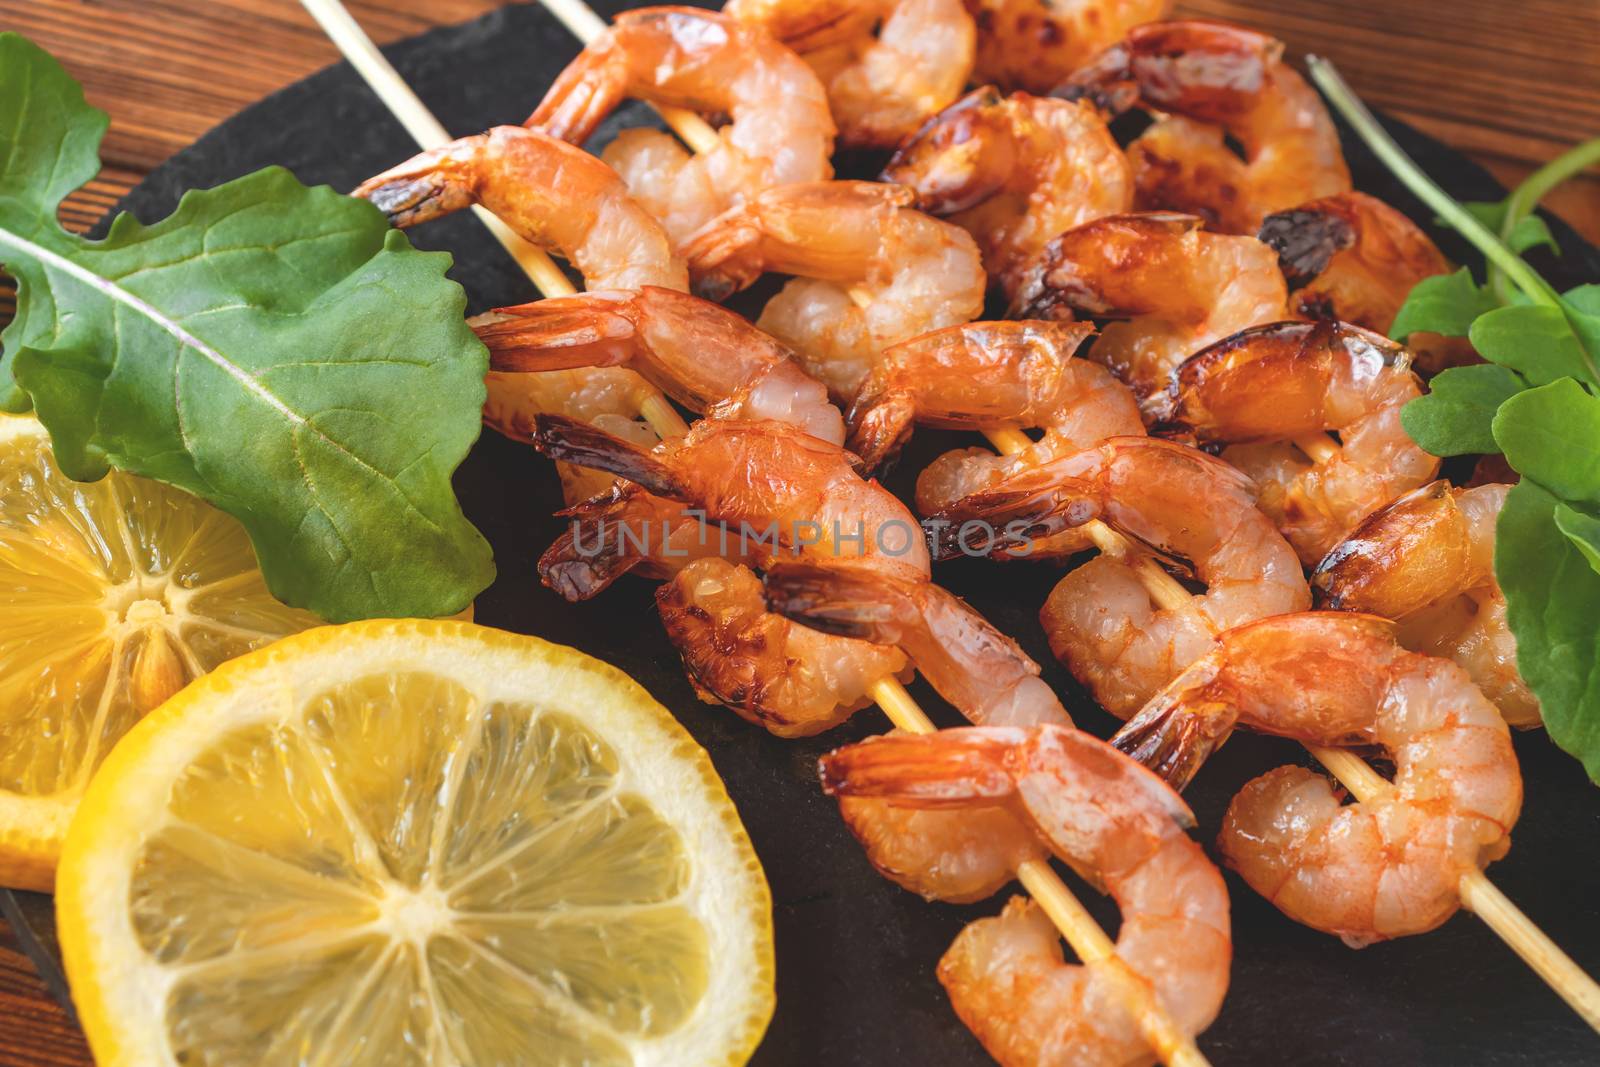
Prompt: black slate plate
<box><xmin>20</xmin><ymin>3</ymin><xmax>1600</xmax><ymax>1065</ymax></box>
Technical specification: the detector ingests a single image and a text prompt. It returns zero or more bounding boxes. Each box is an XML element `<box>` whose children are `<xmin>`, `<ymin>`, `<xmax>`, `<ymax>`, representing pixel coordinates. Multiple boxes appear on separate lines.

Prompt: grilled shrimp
<box><xmin>727</xmin><ymin>0</ymin><xmax>977</xmax><ymax>148</ymax></box>
<box><xmin>1060</xmin><ymin>20</ymin><xmax>1351</xmax><ymax>234</ymax></box>
<box><xmin>766</xmin><ymin>561</ymin><xmax>1071</xmax><ymax>900</ymax></box>
<box><xmin>681</xmin><ymin>181</ymin><xmax>987</xmax><ymax>401</ymax></box>
<box><xmin>965</xmin><ymin>0</ymin><xmax>1174</xmax><ymax>95</ymax></box>
<box><xmin>533</xmin><ymin>415</ymin><xmax>928</xmax><ymax>734</ymax></box>
<box><xmin>882</xmin><ymin>87</ymin><xmax>1132</xmax><ymax>295</ymax></box>
<box><xmin>1258</xmin><ymin>191</ymin><xmax>1452</xmax><ymax>331</ymax></box>
<box><xmin>844</xmin><ymin>320</ymin><xmax>1145</xmax><ymax>555</ymax></box>
<box><xmin>528</xmin><ymin>6</ymin><xmax>836</xmax><ymax>246</ymax></box>
<box><xmin>1115</xmin><ymin>613</ymin><xmax>1521</xmax><ymax>946</ymax></box>
<box><xmin>354</xmin><ymin>125</ymin><xmax>686</xmax><ymax>291</ymax></box>
<box><xmin>820</xmin><ymin>725</ymin><xmax>1230</xmax><ymax>1066</ymax></box>
<box><xmin>1009</xmin><ymin>212</ymin><xmax>1287</xmax><ymax>416</ymax></box>
<box><xmin>1314</xmin><ymin>481</ymin><xmax>1538</xmax><ymax>727</ymax></box>
<box><xmin>1163</xmin><ymin>320</ymin><xmax>1441</xmax><ymax>565</ymax></box>
<box><xmin>472</xmin><ymin>286</ymin><xmax>844</xmax><ymax>445</ymax></box>
<box><xmin>353</xmin><ymin>125</ymin><xmax>685</xmax><ymax>495</ymax></box>
<box><xmin>933</xmin><ymin>436</ymin><xmax>1309</xmax><ymax>717</ymax></box>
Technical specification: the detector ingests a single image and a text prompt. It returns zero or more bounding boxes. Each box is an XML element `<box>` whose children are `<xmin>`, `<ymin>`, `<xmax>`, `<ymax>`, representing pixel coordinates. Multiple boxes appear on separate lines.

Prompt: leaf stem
<box><xmin>1492</xmin><ymin>138</ymin><xmax>1600</xmax><ymax>303</ymax></box>
<box><xmin>1306</xmin><ymin>56</ymin><xmax>1562</xmax><ymax>310</ymax></box>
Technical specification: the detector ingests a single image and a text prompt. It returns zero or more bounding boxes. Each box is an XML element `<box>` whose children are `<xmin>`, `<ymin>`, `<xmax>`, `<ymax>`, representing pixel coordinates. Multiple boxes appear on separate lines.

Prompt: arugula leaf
<box><xmin>1500</xmin><ymin>482</ymin><xmax>1600</xmax><ymax>781</ymax></box>
<box><xmin>0</xmin><ymin>33</ymin><xmax>493</xmax><ymax>622</ymax></box>
<box><xmin>1400</xmin><ymin>364</ymin><xmax>1522</xmax><ymax>456</ymax></box>
<box><xmin>1389</xmin><ymin>267</ymin><xmax>1498</xmax><ymax>341</ymax></box>
<box><xmin>1470</xmin><ymin>305</ymin><xmax>1599</xmax><ymax>387</ymax></box>
<box><xmin>1493</xmin><ymin>379</ymin><xmax>1600</xmax><ymax>503</ymax></box>
<box><xmin>1458</xmin><ymin>201</ymin><xmax>1559</xmax><ymax>256</ymax></box>
<box><xmin>1555</xmin><ymin>503</ymin><xmax>1600</xmax><ymax>576</ymax></box>
<box><xmin>1561</xmin><ymin>290</ymin><xmax>1600</xmax><ymax>372</ymax></box>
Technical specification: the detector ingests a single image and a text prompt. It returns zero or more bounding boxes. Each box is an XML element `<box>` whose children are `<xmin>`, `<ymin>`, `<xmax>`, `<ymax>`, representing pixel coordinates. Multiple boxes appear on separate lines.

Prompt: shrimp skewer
<box><xmin>532</xmin><ymin>414</ymin><xmax>927</xmax><ymax>736</ymax></box>
<box><xmin>528</xmin><ymin>6</ymin><xmax>836</xmax><ymax>247</ymax></box>
<box><xmin>1314</xmin><ymin>481</ymin><xmax>1538</xmax><ymax>727</ymax></box>
<box><xmin>819</xmin><ymin>725</ymin><xmax>1229</xmax><ymax>1067</ymax></box>
<box><xmin>681</xmin><ymin>180</ymin><xmax>987</xmax><ymax>402</ymax></box>
<box><xmin>932</xmin><ymin>436</ymin><xmax>1311</xmax><ymax>717</ymax></box>
<box><xmin>1009</xmin><ymin>212</ymin><xmax>1288</xmax><ymax>415</ymax></box>
<box><xmin>352</xmin><ymin>125</ymin><xmax>691</xmax><ymax>480</ymax></box>
<box><xmin>473</xmin><ymin>286</ymin><xmax>846</xmax><ymax>445</ymax></box>
<box><xmin>725</xmin><ymin>0</ymin><xmax>977</xmax><ymax>149</ymax></box>
<box><xmin>1059</xmin><ymin>20</ymin><xmax>1351</xmax><ymax>234</ymax></box>
<box><xmin>1114</xmin><ymin>613</ymin><xmax>1521</xmax><ymax>946</ymax></box>
<box><xmin>882</xmin><ymin>87</ymin><xmax>1133</xmax><ymax>297</ymax></box>
<box><xmin>1161</xmin><ymin>320</ymin><xmax>1442</xmax><ymax>565</ymax></box>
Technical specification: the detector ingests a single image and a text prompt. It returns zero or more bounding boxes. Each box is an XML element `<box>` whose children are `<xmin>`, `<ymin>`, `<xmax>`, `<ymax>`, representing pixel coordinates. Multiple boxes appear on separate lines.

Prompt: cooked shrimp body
<box><xmin>658</xmin><ymin>557</ymin><xmax>910</xmax><ymax>736</ymax></box>
<box><xmin>1164</xmin><ymin>320</ymin><xmax>1441</xmax><ymax>565</ymax></box>
<box><xmin>765</xmin><ymin>561</ymin><xmax>1073</xmax><ymax>728</ymax></box>
<box><xmin>533</xmin><ymin>414</ymin><xmax>931</xmax><ymax>732</ymax></box>
<box><xmin>1314</xmin><ymin>481</ymin><xmax>1538</xmax><ymax>726</ymax></box>
<box><xmin>1008</xmin><ymin>212</ymin><xmax>1288</xmax><ymax>415</ymax></box>
<box><xmin>681</xmin><ymin>181</ymin><xmax>987</xmax><ymax>401</ymax></box>
<box><xmin>729</xmin><ymin>0</ymin><xmax>977</xmax><ymax>148</ymax></box>
<box><xmin>1059</xmin><ymin>20</ymin><xmax>1351</xmax><ymax>233</ymax></box>
<box><xmin>882</xmin><ymin>87</ymin><xmax>1133</xmax><ymax>293</ymax></box>
<box><xmin>1115</xmin><ymin>612</ymin><xmax>1521</xmax><ymax>945</ymax></box>
<box><xmin>821</xmin><ymin>724</ymin><xmax>1230</xmax><ymax>1066</ymax></box>
<box><xmin>354</xmin><ymin>125</ymin><xmax>688</xmax><ymax>480</ymax></box>
<box><xmin>528</xmin><ymin>6</ymin><xmax>835</xmax><ymax>245</ymax></box>
<box><xmin>847</xmin><ymin>319</ymin><xmax>1116</xmax><ymax>467</ymax></box>
<box><xmin>932</xmin><ymin>436</ymin><xmax>1309</xmax><ymax>717</ymax></box>
<box><xmin>354</xmin><ymin>125</ymin><xmax>687</xmax><ymax>291</ymax></box>
<box><xmin>473</xmin><ymin>286</ymin><xmax>845</xmax><ymax>444</ymax></box>
<box><xmin>965</xmin><ymin>0</ymin><xmax>1174</xmax><ymax>95</ymax></box>
<box><xmin>842</xmin><ymin>319</ymin><xmax>1145</xmax><ymax>554</ymax></box>
<box><xmin>533</xmin><ymin>414</ymin><xmax>931</xmax><ymax>577</ymax></box>
<box><xmin>1258</xmin><ymin>191</ymin><xmax>1451</xmax><ymax>331</ymax></box>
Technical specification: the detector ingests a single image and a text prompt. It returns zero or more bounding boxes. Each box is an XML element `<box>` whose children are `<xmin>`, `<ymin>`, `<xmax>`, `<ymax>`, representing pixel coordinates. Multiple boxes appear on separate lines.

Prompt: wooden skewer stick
<box><xmin>297</xmin><ymin>0</ymin><xmax>688</xmax><ymax>439</ymax></box>
<box><xmin>529</xmin><ymin>3</ymin><xmax>1212</xmax><ymax>1063</ymax></box>
<box><xmin>982</xmin><ymin>425</ymin><xmax>1600</xmax><ymax>1031</ymax></box>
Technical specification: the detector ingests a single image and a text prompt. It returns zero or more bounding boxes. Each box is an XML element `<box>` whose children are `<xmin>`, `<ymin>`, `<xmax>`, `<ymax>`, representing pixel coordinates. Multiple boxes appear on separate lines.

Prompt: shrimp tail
<box><xmin>536</xmin><ymin>523</ymin><xmax>644</xmax><ymax>602</ymax></box>
<box><xmin>529</xmin><ymin>414</ymin><xmax>690</xmax><ymax>499</ymax></box>
<box><xmin>353</xmin><ymin>162</ymin><xmax>472</xmax><ymax>229</ymax></box>
<box><xmin>680</xmin><ymin>210</ymin><xmax>764</xmax><ymax>302</ymax></box>
<box><xmin>763</xmin><ymin>563</ymin><xmax>917</xmax><ymax>643</ymax></box>
<box><xmin>818</xmin><ymin>728</ymin><xmax>1025</xmax><ymax>807</ymax></box>
<box><xmin>927</xmin><ymin>476</ymin><xmax>1102</xmax><ymax>560</ymax></box>
<box><xmin>844</xmin><ymin>383</ymin><xmax>917</xmax><ymax>474</ymax></box>
<box><xmin>473</xmin><ymin>297</ymin><xmax>637</xmax><ymax>373</ymax></box>
<box><xmin>1110</xmin><ymin>689</ymin><xmax>1240</xmax><ymax>792</ymax></box>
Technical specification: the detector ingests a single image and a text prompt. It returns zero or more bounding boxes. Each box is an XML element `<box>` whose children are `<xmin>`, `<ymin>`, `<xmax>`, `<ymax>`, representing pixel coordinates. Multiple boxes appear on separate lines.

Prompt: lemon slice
<box><xmin>58</xmin><ymin>618</ymin><xmax>775</xmax><ymax>1067</ymax></box>
<box><xmin>0</xmin><ymin>414</ymin><xmax>320</xmax><ymax>889</ymax></box>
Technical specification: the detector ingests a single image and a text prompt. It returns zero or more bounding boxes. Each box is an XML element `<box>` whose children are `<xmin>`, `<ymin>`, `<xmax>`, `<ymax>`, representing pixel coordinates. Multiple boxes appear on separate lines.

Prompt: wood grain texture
<box><xmin>0</xmin><ymin>2</ymin><xmax>1594</xmax><ymax>1065</ymax></box>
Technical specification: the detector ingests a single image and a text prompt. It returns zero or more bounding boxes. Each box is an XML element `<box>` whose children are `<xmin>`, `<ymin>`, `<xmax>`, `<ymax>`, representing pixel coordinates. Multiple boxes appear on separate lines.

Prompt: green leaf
<box><xmin>1400</xmin><ymin>364</ymin><xmax>1522</xmax><ymax>456</ymax></box>
<box><xmin>1555</xmin><ymin>503</ymin><xmax>1600</xmax><ymax>576</ymax></box>
<box><xmin>1499</xmin><ymin>482</ymin><xmax>1600</xmax><ymax>782</ymax></box>
<box><xmin>1505</xmin><ymin>214</ymin><xmax>1559</xmax><ymax>256</ymax></box>
<box><xmin>1469</xmin><ymin>305</ymin><xmax>1599</xmax><ymax>387</ymax></box>
<box><xmin>1389</xmin><ymin>268</ymin><xmax>1498</xmax><ymax>342</ymax></box>
<box><xmin>1493</xmin><ymin>379</ymin><xmax>1600</xmax><ymax>503</ymax></box>
<box><xmin>1460</xmin><ymin>200</ymin><xmax>1561</xmax><ymax>256</ymax></box>
<box><xmin>1565</xmin><ymin>285</ymin><xmax>1600</xmax><ymax>316</ymax></box>
<box><xmin>1560</xmin><ymin>291</ymin><xmax>1600</xmax><ymax>373</ymax></box>
<box><xmin>0</xmin><ymin>32</ymin><xmax>493</xmax><ymax>621</ymax></box>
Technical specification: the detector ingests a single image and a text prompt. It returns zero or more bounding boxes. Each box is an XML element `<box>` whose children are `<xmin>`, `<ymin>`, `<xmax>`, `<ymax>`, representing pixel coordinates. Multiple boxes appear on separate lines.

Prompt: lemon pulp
<box><xmin>58</xmin><ymin>620</ymin><xmax>774</xmax><ymax>1066</ymax></box>
<box><xmin>0</xmin><ymin>415</ymin><xmax>318</xmax><ymax>887</ymax></box>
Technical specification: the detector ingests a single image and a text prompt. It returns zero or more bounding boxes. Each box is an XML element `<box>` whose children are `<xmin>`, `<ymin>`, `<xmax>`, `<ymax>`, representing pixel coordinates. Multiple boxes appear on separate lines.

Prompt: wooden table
<box><xmin>0</xmin><ymin>1</ymin><xmax>1595</xmax><ymax>1063</ymax></box>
